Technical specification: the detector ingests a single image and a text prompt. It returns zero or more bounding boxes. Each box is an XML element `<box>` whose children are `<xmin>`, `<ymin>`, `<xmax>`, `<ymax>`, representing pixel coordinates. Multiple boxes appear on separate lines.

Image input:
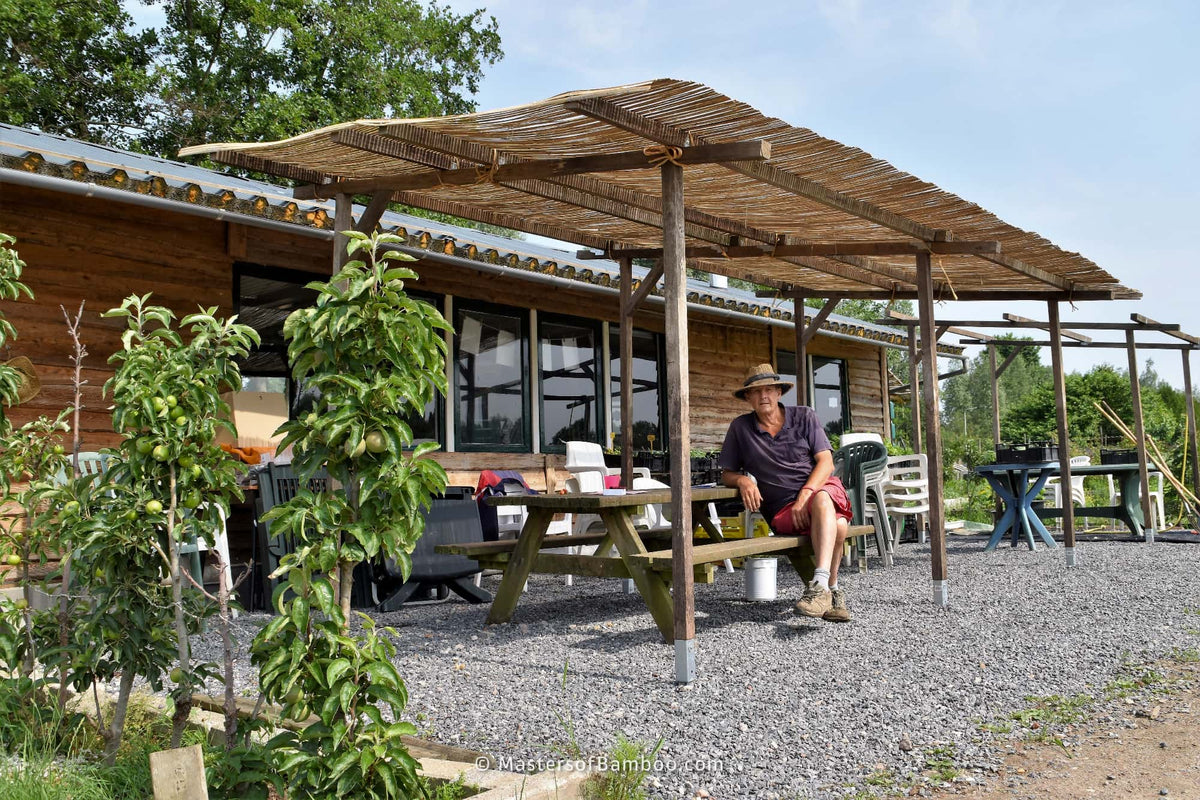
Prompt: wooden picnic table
<box><xmin>435</xmin><ymin>486</ymin><xmax>845</xmax><ymax>643</ymax></box>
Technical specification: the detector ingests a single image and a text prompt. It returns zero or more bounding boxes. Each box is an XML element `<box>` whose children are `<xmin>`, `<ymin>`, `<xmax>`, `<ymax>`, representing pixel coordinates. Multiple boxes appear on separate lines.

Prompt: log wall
<box><xmin>1</xmin><ymin>182</ymin><xmax>893</xmax><ymax>494</ymax></box>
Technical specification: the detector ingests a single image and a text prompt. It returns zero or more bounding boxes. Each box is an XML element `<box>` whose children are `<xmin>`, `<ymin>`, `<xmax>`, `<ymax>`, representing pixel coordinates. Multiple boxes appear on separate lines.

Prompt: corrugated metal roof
<box><xmin>0</xmin><ymin>122</ymin><xmax>958</xmax><ymax>352</ymax></box>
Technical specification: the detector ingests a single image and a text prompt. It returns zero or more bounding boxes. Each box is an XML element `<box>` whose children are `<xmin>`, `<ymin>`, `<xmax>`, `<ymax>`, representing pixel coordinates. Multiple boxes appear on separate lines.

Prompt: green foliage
<box><xmin>1</xmin><ymin>0</ymin><xmax>502</xmax><ymax>158</ymax></box>
<box><xmin>253</xmin><ymin>230</ymin><xmax>448</xmax><ymax>798</ymax></box>
<box><xmin>0</xmin><ymin>0</ymin><xmax>156</xmax><ymax>148</ymax></box>
<box><xmin>922</xmin><ymin>744</ymin><xmax>959</xmax><ymax>783</ymax></box>
<box><xmin>582</xmin><ymin>732</ymin><xmax>664</xmax><ymax>800</ymax></box>
<box><xmin>0</xmin><ymin>233</ymin><xmax>34</xmax><ymax>432</ymax></box>
<box><xmin>1008</xmin><ymin>694</ymin><xmax>1092</xmax><ymax>742</ymax></box>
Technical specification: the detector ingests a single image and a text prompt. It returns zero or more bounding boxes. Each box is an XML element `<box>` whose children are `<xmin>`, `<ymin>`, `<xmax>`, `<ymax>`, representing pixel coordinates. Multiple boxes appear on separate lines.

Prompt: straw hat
<box><xmin>733</xmin><ymin>363</ymin><xmax>793</xmax><ymax>399</ymax></box>
<box><xmin>3</xmin><ymin>356</ymin><xmax>40</xmax><ymax>406</ymax></box>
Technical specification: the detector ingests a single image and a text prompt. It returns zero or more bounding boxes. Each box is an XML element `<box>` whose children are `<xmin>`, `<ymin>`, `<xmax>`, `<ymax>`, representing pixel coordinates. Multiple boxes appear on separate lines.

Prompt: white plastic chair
<box><xmin>1046</xmin><ymin>455</ymin><xmax>1090</xmax><ymax>510</ymax></box>
<box><xmin>883</xmin><ymin>453</ymin><xmax>931</xmax><ymax>550</ymax></box>
<box><xmin>1106</xmin><ymin>470</ymin><xmax>1165</xmax><ymax>531</ymax></box>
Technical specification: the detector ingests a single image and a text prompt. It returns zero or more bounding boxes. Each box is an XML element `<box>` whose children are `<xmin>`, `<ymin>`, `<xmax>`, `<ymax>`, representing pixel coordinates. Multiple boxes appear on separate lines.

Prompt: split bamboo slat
<box><xmin>180</xmin><ymin>79</ymin><xmax>1138</xmax><ymax>301</ymax></box>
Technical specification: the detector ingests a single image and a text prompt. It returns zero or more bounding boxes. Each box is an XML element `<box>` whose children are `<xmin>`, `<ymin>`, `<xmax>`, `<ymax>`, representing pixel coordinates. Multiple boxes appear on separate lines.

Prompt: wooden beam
<box><xmin>1003</xmin><ymin>313</ymin><xmax>1092</xmax><ymax>343</ymax></box>
<box><xmin>565</xmin><ymin>97</ymin><xmax>951</xmax><ymax>242</ymax></box>
<box><xmin>1047</xmin><ymin>301</ymin><xmax>1076</xmax><ymax>553</ymax></box>
<box><xmin>916</xmin><ymin>252</ymin><xmax>947</xmax><ymax>596</ymax></box>
<box><xmin>993</xmin><ymin>345</ymin><xmax>1025</xmax><ymax>378</ymax></box>
<box><xmin>626</xmin><ymin>260</ymin><xmax>664</xmax><ymax>314</ymax></box>
<box><xmin>976</xmin><ymin>251</ymin><xmax>1077</xmax><ymax>292</ymax></box>
<box><xmin>906</xmin><ymin>321</ymin><xmax>921</xmax><ymax>454</ymax></box>
<box><xmin>802</xmin><ymin>298</ymin><xmax>841</xmax><ymax>346</ymax></box>
<box><xmin>583</xmin><ymin>240</ymin><xmax>1001</xmax><ymax>260</ymax></box>
<box><xmin>1133</xmin><ymin>313</ymin><xmax>1200</xmax><ymax>345</ymax></box>
<box><xmin>896</xmin><ymin>319</ymin><xmax>1180</xmax><ymax>331</ymax></box>
<box><xmin>768</xmin><ymin>289</ymin><xmax>1123</xmax><ymax>301</ymax></box>
<box><xmin>794</xmin><ymin>298</ymin><xmax>808</xmax><ymax>405</ymax></box>
<box><xmin>662</xmin><ymin>162</ymin><xmax>695</xmax><ymax>672</ymax></box>
<box><xmin>957</xmin><ymin>338</ymin><xmax>1198</xmax><ymax>351</ymax></box>
<box><xmin>333</xmin><ymin>193</ymin><xmax>353</xmax><ymax>272</ymax></box>
<box><xmin>1183</xmin><ymin>351</ymin><xmax>1200</xmax><ymax>501</ymax></box>
<box><xmin>353</xmin><ymin>192</ymin><xmax>393</xmax><ymax>234</ymax></box>
<box><xmin>389</xmin><ymin>191</ymin><xmax>611</xmax><ymax>252</ymax></box>
<box><xmin>885</xmin><ymin>309</ymin><xmax>994</xmax><ymax>341</ymax></box>
<box><xmin>619</xmin><ymin>257</ymin><xmax>634</xmax><ymax>490</ymax></box>
<box><xmin>988</xmin><ymin>345</ymin><xmax>1001</xmax><ymax>448</ymax></box>
<box><xmin>296</xmin><ymin>140</ymin><xmax>772</xmax><ymax>199</ymax></box>
<box><xmin>1126</xmin><ymin>330</ymin><xmax>1154</xmax><ymax>536</ymax></box>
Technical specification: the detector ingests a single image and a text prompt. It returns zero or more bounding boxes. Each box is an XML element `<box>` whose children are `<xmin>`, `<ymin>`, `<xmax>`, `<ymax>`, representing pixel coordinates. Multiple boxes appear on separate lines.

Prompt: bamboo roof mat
<box><xmin>180</xmin><ymin>78</ymin><xmax>1137</xmax><ymax>301</ymax></box>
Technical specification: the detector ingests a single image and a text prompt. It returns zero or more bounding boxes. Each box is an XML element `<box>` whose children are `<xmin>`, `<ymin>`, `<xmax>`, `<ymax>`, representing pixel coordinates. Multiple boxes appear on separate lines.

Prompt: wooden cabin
<box><xmin>0</xmin><ymin>124</ymin><xmax>949</xmax><ymax>491</ymax></box>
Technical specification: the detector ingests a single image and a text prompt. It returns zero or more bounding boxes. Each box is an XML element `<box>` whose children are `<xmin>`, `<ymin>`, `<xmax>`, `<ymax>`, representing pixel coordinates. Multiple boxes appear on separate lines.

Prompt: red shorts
<box><xmin>769</xmin><ymin>476</ymin><xmax>853</xmax><ymax>535</ymax></box>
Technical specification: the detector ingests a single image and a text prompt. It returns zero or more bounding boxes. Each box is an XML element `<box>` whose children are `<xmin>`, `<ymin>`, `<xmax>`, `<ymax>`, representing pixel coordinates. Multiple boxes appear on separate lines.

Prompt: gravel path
<box><xmin>193</xmin><ymin>536</ymin><xmax>1200</xmax><ymax>799</ymax></box>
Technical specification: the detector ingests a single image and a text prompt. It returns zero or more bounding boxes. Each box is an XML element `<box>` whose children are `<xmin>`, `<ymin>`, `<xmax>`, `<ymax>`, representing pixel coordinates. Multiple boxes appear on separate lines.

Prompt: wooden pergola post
<box><xmin>907</xmin><ymin>322</ymin><xmax>922</xmax><ymax>453</ymax></box>
<box><xmin>1183</xmin><ymin>350</ymin><xmax>1200</xmax><ymax>501</ymax></box>
<box><xmin>988</xmin><ymin>344</ymin><xmax>1001</xmax><ymax>448</ymax></box>
<box><xmin>915</xmin><ymin>253</ymin><xmax>947</xmax><ymax>605</ymax></box>
<box><xmin>794</xmin><ymin>298</ymin><xmax>808</xmax><ymax>404</ymax></box>
<box><xmin>619</xmin><ymin>257</ymin><xmax>635</xmax><ymax>489</ymax></box>
<box><xmin>1125</xmin><ymin>330</ymin><xmax>1154</xmax><ymax>541</ymax></box>
<box><xmin>661</xmin><ymin>163</ymin><xmax>695</xmax><ymax>683</ymax></box>
<box><xmin>333</xmin><ymin>193</ymin><xmax>353</xmax><ymax>272</ymax></box>
<box><xmin>1047</xmin><ymin>302</ymin><xmax>1076</xmax><ymax>563</ymax></box>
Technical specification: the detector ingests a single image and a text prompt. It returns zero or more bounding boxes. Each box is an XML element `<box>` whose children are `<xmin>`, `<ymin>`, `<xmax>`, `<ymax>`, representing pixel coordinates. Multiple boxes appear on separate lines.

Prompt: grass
<box><xmin>922</xmin><ymin>744</ymin><xmax>959</xmax><ymax>784</ymax></box>
<box><xmin>0</xmin><ymin>754</ymin><xmax>114</xmax><ymax>800</ymax></box>
<box><xmin>1006</xmin><ymin>693</ymin><xmax>1092</xmax><ymax>745</ymax></box>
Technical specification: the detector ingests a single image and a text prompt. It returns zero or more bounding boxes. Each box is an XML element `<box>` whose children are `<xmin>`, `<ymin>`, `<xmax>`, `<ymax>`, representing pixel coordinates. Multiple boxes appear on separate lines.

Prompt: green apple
<box><xmin>365</xmin><ymin>431</ymin><xmax>387</xmax><ymax>453</ymax></box>
<box><xmin>145</xmin><ymin>499</ymin><xmax>163</xmax><ymax>514</ymax></box>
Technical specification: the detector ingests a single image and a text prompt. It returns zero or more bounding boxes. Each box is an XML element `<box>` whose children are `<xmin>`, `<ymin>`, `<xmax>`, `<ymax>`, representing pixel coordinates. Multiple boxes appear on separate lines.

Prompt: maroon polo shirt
<box><xmin>718</xmin><ymin>404</ymin><xmax>832</xmax><ymax>521</ymax></box>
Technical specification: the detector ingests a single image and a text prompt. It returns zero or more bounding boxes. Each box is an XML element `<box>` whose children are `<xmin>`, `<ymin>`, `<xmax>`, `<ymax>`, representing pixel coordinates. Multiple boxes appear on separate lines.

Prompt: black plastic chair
<box><xmin>832</xmin><ymin>441</ymin><xmax>892</xmax><ymax>568</ymax></box>
<box><xmin>251</xmin><ymin>463</ymin><xmax>331</xmax><ymax>611</ymax></box>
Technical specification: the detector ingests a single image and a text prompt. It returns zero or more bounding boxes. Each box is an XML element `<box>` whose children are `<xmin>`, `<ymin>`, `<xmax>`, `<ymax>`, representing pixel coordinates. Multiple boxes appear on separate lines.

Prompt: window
<box><xmin>609</xmin><ymin>327</ymin><xmax>664</xmax><ymax>451</ymax></box>
<box><xmin>776</xmin><ymin>349</ymin><xmax>798</xmax><ymax>407</ymax></box>
<box><xmin>812</xmin><ymin>357</ymin><xmax>849</xmax><ymax>436</ymax></box>
<box><xmin>775</xmin><ymin>350</ymin><xmax>849</xmax><ymax>437</ymax></box>
<box><xmin>401</xmin><ymin>292</ymin><xmax>443</xmax><ymax>448</ymax></box>
<box><xmin>454</xmin><ymin>303</ymin><xmax>529</xmax><ymax>451</ymax></box>
<box><xmin>539</xmin><ymin>315</ymin><xmax>602</xmax><ymax>452</ymax></box>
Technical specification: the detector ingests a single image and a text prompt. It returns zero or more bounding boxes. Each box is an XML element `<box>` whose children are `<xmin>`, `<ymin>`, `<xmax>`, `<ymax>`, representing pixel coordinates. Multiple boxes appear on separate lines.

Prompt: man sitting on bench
<box><xmin>719</xmin><ymin>363</ymin><xmax>854</xmax><ymax>622</ymax></box>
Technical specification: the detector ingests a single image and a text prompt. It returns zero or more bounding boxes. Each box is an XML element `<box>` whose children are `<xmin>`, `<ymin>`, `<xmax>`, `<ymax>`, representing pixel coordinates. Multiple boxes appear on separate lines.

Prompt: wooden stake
<box><xmin>988</xmin><ymin>344</ymin><xmax>1001</xmax><ymax>448</ymax></box>
<box><xmin>333</xmin><ymin>193</ymin><xmax>353</xmax><ymax>272</ymax></box>
<box><xmin>1048</xmin><ymin>302</ymin><xmax>1075</xmax><ymax>554</ymax></box>
<box><xmin>916</xmin><ymin>253</ymin><xmax>947</xmax><ymax>595</ymax></box>
<box><xmin>1125</xmin><ymin>330</ymin><xmax>1154</xmax><ymax>535</ymax></box>
<box><xmin>662</xmin><ymin>163</ymin><xmax>695</xmax><ymax>670</ymax></box>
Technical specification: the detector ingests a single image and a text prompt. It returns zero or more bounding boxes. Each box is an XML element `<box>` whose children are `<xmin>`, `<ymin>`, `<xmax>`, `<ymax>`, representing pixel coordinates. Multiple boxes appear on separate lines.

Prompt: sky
<box><xmin>124</xmin><ymin>1</ymin><xmax>1200</xmax><ymax>389</ymax></box>
<box><xmin>427</xmin><ymin>0</ymin><xmax>1199</xmax><ymax>389</ymax></box>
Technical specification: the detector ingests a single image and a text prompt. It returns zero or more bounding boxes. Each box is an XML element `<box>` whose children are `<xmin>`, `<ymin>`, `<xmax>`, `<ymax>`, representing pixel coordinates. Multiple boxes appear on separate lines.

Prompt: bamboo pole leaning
<box><xmin>1093</xmin><ymin>401</ymin><xmax>1200</xmax><ymax>522</ymax></box>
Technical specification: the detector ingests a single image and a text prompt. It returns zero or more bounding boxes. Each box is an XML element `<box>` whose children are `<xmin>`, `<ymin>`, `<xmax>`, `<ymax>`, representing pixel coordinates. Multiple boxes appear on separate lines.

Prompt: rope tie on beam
<box><xmin>474</xmin><ymin>149</ymin><xmax>500</xmax><ymax>183</ymax></box>
<box><xmin>937</xmin><ymin>256</ymin><xmax>958</xmax><ymax>302</ymax></box>
<box><xmin>643</xmin><ymin>144</ymin><xmax>684</xmax><ymax>168</ymax></box>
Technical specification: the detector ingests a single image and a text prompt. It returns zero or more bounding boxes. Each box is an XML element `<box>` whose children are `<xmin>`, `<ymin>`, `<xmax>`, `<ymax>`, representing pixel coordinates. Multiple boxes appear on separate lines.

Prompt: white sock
<box><xmin>829</xmin><ymin>581</ymin><xmax>838</xmax><ymax>591</ymax></box>
<box><xmin>812</xmin><ymin>568</ymin><xmax>830</xmax><ymax>591</ymax></box>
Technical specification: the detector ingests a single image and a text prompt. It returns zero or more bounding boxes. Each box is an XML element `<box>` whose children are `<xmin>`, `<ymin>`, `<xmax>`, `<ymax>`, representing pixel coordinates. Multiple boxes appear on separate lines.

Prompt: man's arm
<box><xmin>722</xmin><ymin>469</ymin><xmax>762</xmax><ymax>512</ymax></box>
<box><xmin>790</xmin><ymin>449</ymin><xmax>835</xmax><ymax>530</ymax></box>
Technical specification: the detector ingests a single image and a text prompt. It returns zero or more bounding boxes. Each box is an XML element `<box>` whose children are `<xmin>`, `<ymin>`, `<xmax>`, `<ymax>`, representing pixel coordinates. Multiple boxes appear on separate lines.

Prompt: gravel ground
<box><xmin>193</xmin><ymin>536</ymin><xmax>1200</xmax><ymax>799</ymax></box>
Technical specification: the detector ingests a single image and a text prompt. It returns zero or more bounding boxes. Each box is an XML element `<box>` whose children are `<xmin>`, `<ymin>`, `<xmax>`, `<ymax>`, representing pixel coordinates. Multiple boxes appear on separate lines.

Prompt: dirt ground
<box><xmin>924</xmin><ymin>660</ymin><xmax>1200</xmax><ymax>800</ymax></box>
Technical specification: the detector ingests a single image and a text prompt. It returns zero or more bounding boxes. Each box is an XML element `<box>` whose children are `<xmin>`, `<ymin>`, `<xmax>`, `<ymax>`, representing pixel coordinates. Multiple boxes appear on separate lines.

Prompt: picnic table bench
<box><xmin>437</xmin><ymin>485</ymin><xmax>873</xmax><ymax>643</ymax></box>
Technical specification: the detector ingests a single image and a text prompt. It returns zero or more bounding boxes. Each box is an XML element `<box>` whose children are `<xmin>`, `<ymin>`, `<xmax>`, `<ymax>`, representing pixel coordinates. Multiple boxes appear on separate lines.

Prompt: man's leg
<box><xmin>794</xmin><ymin>492</ymin><xmax>840</xmax><ymax>618</ymax></box>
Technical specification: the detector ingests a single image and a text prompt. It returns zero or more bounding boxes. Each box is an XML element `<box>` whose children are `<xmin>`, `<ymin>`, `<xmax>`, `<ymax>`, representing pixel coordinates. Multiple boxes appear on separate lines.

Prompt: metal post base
<box><xmin>1145</xmin><ymin>528</ymin><xmax>1156</xmax><ymax>544</ymax></box>
<box><xmin>675</xmin><ymin>638</ymin><xmax>696</xmax><ymax>684</ymax></box>
<box><xmin>932</xmin><ymin>580</ymin><xmax>949</xmax><ymax>608</ymax></box>
<box><xmin>1064</xmin><ymin>546</ymin><xmax>1077</xmax><ymax>567</ymax></box>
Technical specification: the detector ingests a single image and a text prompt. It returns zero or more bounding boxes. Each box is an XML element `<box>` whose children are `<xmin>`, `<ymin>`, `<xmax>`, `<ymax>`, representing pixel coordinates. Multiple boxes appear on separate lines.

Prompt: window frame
<box><xmin>608</xmin><ymin>325</ymin><xmax>667</xmax><ymax>453</ymax></box>
<box><xmin>452</xmin><ymin>299</ymin><xmax>532</xmax><ymax>453</ymax></box>
<box><xmin>537</xmin><ymin>312</ymin><xmax>604</xmax><ymax>454</ymax></box>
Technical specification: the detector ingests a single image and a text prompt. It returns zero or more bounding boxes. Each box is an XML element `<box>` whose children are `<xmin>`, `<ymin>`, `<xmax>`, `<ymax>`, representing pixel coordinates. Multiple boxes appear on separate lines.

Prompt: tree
<box><xmin>0</xmin><ymin>0</ymin><xmax>502</xmax><ymax>159</ymax></box>
<box><xmin>0</xmin><ymin>0</ymin><xmax>156</xmax><ymax>146</ymax></box>
<box><xmin>141</xmin><ymin>0</ymin><xmax>501</xmax><ymax>156</ymax></box>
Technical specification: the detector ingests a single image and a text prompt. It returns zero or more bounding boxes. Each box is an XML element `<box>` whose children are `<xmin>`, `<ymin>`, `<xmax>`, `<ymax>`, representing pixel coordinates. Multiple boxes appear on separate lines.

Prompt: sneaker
<box><xmin>822</xmin><ymin>588</ymin><xmax>852</xmax><ymax>623</ymax></box>
<box><xmin>793</xmin><ymin>581</ymin><xmax>832</xmax><ymax>618</ymax></box>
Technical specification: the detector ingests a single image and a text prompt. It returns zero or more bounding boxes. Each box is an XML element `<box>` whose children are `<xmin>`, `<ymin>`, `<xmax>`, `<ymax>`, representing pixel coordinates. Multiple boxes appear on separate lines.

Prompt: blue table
<box><xmin>975</xmin><ymin>462</ymin><xmax>1156</xmax><ymax>551</ymax></box>
<box><xmin>975</xmin><ymin>462</ymin><xmax>1058</xmax><ymax>550</ymax></box>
